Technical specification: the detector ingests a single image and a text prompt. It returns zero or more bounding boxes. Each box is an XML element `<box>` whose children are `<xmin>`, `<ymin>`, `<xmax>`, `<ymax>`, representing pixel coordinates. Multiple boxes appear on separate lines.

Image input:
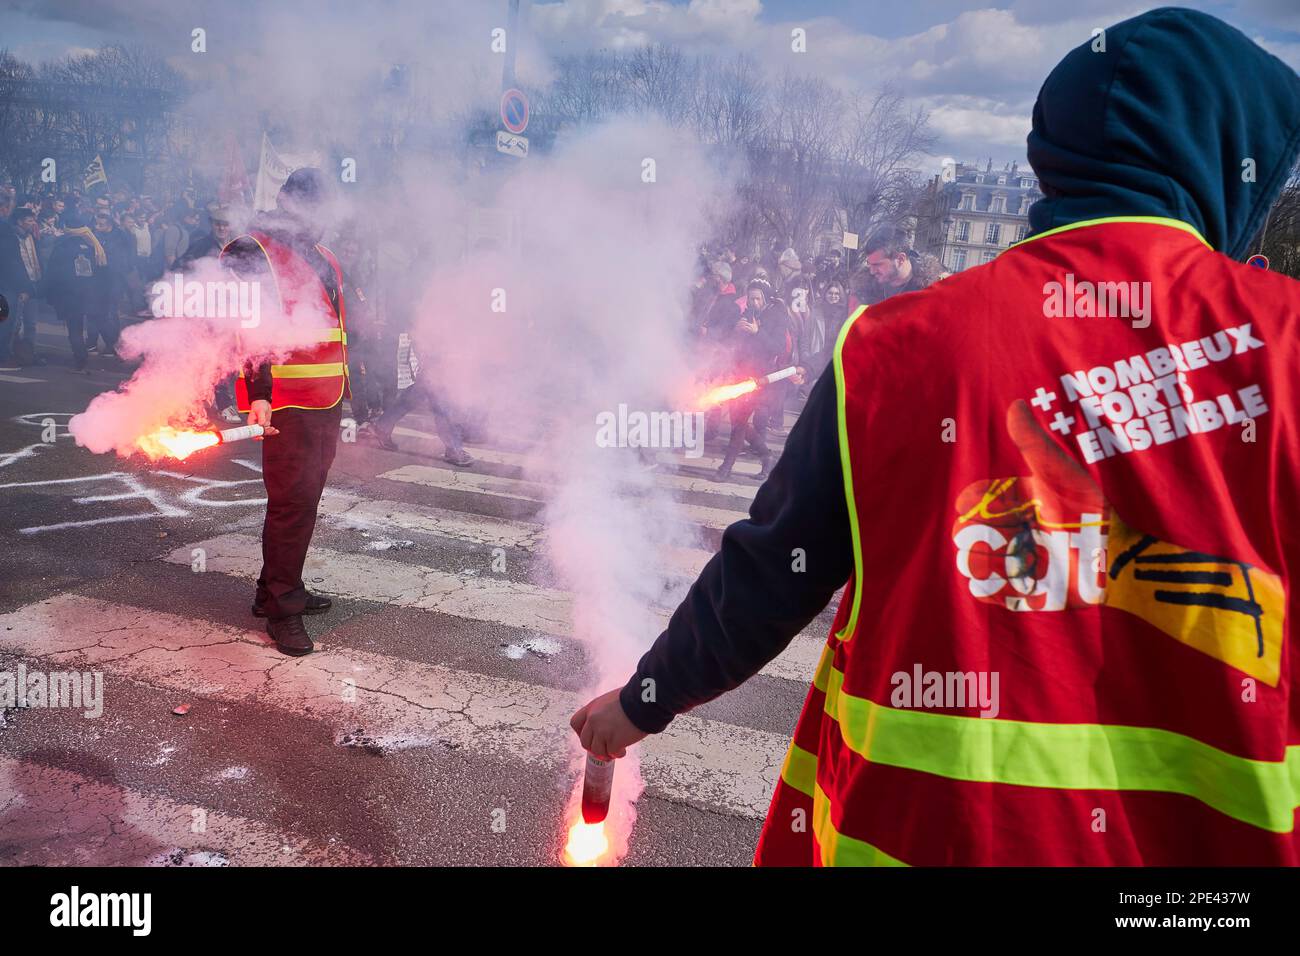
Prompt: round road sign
<box><xmin>501</xmin><ymin>88</ymin><xmax>529</xmax><ymax>135</ymax></box>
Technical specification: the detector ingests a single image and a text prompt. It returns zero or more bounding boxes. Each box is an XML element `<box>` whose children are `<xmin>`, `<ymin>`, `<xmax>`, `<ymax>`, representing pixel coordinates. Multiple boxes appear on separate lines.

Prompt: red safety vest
<box><xmin>225</xmin><ymin>230</ymin><xmax>349</xmax><ymax>412</ymax></box>
<box><xmin>755</xmin><ymin>217</ymin><xmax>1300</xmax><ymax>865</ymax></box>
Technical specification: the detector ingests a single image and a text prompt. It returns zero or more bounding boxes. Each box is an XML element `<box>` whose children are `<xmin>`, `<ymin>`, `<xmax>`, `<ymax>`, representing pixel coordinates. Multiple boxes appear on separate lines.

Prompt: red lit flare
<box><xmin>696</xmin><ymin>378</ymin><xmax>757</xmax><ymax>409</ymax></box>
<box><xmin>136</xmin><ymin>427</ymin><xmax>221</xmax><ymax>461</ymax></box>
<box><xmin>563</xmin><ymin>818</ymin><xmax>611</xmax><ymax>866</ymax></box>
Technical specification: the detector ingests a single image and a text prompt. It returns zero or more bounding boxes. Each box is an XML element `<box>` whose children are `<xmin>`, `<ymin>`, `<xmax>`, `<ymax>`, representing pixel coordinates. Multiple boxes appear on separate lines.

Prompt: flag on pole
<box><xmin>83</xmin><ymin>154</ymin><xmax>108</xmax><ymax>190</ymax></box>
<box><xmin>253</xmin><ymin>133</ymin><xmax>322</xmax><ymax>212</ymax></box>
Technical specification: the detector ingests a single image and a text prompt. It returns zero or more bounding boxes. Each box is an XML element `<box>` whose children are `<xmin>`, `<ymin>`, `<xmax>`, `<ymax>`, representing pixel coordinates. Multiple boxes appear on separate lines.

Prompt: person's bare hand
<box><xmin>570</xmin><ymin>688</ymin><xmax>648</xmax><ymax>759</ymax></box>
<box><xmin>248</xmin><ymin>399</ymin><xmax>280</xmax><ymax>438</ymax></box>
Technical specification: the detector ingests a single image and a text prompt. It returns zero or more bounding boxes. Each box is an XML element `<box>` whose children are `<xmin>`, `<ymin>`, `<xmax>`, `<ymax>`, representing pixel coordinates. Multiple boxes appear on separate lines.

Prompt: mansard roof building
<box><xmin>915</xmin><ymin>159</ymin><xmax>1045</xmax><ymax>273</ymax></box>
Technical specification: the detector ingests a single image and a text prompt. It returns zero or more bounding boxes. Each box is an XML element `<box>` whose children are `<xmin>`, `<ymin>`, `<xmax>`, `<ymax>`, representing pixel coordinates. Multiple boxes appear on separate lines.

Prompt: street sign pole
<box><xmin>503</xmin><ymin>0</ymin><xmax>519</xmax><ymax>91</ymax></box>
<box><xmin>497</xmin><ymin>0</ymin><xmax>529</xmax><ymax>159</ymax></box>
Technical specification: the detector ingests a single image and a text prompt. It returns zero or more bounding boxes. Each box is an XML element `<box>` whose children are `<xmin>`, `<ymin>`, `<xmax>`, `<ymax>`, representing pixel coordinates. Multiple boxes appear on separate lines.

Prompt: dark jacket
<box><xmin>177</xmin><ymin>231</ymin><xmax>225</xmax><ymax>268</ymax></box>
<box><xmin>699</xmin><ymin>283</ymin><xmax>740</xmax><ymax>339</ymax></box>
<box><xmin>0</xmin><ymin>221</ymin><xmax>35</xmax><ymax>296</ymax></box>
<box><xmin>89</xmin><ymin>225</ymin><xmax>133</xmax><ymax>310</ymax></box>
<box><xmin>619</xmin><ymin>7</ymin><xmax>1300</xmax><ymax>734</ymax></box>
<box><xmin>43</xmin><ymin>232</ymin><xmax>99</xmax><ymax>315</ymax></box>
<box><xmin>729</xmin><ymin>300</ymin><xmax>788</xmax><ymax>378</ymax></box>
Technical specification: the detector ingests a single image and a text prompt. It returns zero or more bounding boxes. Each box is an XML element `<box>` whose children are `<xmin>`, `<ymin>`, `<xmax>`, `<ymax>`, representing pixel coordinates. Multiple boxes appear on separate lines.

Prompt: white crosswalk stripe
<box><xmin>0</xmin><ymin>595</ymin><xmax>790</xmax><ymax>819</ymax></box>
<box><xmin>0</xmin><ymin>754</ymin><xmax>372</xmax><ymax>866</ymax></box>
<box><xmin>161</xmin><ymin>532</ymin><xmax>825</xmax><ymax>683</ymax></box>
<box><xmin>317</xmin><ymin>491</ymin><xmax>717</xmax><ymax>578</ymax></box>
<box><xmin>319</xmin><ymin>492</ymin><xmax>546</xmax><ymax>550</ymax></box>
<box><xmin>1</xmin><ymin>416</ymin><xmax>832</xmax><ymax>865</ymax></box>
<box><xmin>390</xmin><ymin>428</ymin><xmax>763</xmax><ymax>499</ymax></box>
<box><xmin>379</xmin><ymin>464</ymin><xmax>752</xmax><ymax>531</ymax></box>
<box><xmin>392</xmin><ymin>422</ymin><xmax>771</xmax><ymax>482</ymax></box>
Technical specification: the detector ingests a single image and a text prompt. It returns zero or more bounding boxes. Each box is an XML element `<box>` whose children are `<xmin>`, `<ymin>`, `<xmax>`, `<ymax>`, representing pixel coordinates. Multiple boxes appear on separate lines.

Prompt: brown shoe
<box><xmin>252</xmin><ymin>592</ymin><xmax>332</xmax><ymax>618</ymax></box>
<box><xmin>266</xmin><ymin>615</ymin><xmax>313</xmax><ymax>656</ymax></box>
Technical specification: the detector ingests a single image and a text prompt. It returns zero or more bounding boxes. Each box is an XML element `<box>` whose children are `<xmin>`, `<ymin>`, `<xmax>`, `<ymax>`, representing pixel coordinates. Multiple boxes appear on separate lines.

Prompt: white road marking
<box><xmin>10</xmin><ymin>411</ymin><xmax>73</xmax><ymax>427</ymax></box>
<box><xmin>171</xmin><ymin>532</ymin><xmax>572</xmax><ymax>630</ymax></box>
<box><xmin>379</xmin><ymin>463</ymin><xmax>542</xmax><ymax>503</ymax></box>
<box><xmin>390</xmin><ymin>426</ymin><xmax>759</xmax><ymax>499</ymax></box>
<box><xmin>378</xmin><ymin>464</ymin><xmax>750</xmax><ymax>531</ymax></box>
<box><xmin>658</xmin><ymin>451</ymin><xmax>765</xmax><ymax>474</ymax></box>
<box><xmin>0</xmin><ymin>443</ymin><xmax>56</xmax><ymax>469</ymax></box>
<box><xmin>0</xmin><ymin>595</ymin><xmax>789</xmax><ymax>819</ymax></box>
<box><xmin>317</xmin><ymin>492</ymin><xmax>716</xmax><ymax>578</ymax></box>
<box><xmin>319</xmin><ymin>493</ymin><xmax>544</xmax><ymax>551</ymax></box>
<box><xmin>163</xmin><ymin>533</ymin><xmax>824</xmax><ymax>684</ymax></box>
<box><xmin>0</xmin><ymin>471</ymin><xmax>264</xmax><ymax>534</ymax></box>
<box><xmin>0</xmin><ymin>753</ymin><xmax>370</xmax><ymax>865</ymax></box>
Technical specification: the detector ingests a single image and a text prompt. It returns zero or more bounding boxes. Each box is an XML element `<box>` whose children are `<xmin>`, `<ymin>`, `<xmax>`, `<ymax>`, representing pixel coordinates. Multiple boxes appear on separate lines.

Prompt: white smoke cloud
<box><xmin>68</xmin><ymin>254</ymin><xmax>338</xmax><ymax>457</ymax></box>
<box><xmin>62</xmin><ymin>0</ymin><xmax>740</xmax><ymax>865</ymax></box>
<box><xmin>410</xmin><ymin>117</ymin><xmax>733</xmax><ymax>860</ymax></box>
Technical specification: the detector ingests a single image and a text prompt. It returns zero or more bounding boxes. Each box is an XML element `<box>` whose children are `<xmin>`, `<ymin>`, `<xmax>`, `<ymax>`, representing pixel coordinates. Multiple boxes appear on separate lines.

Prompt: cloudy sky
<box><xmin>3</xmin><ymin>0</ymin><xmax>1298</xmax><ymax>170</ymax></box>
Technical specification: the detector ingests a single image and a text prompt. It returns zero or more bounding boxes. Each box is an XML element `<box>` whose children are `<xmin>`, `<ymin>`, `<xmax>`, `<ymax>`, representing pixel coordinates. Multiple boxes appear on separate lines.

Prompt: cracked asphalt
<box><xmin>0</xmin><ymin>327</ymin><xmax>819</xmax><ymax>866</ymax></box>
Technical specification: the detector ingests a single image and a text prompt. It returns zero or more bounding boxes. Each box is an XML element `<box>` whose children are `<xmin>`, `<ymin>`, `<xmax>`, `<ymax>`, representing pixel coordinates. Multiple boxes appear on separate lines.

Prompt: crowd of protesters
<box><xmin>687</xmin><ymin>225</ymin><xmax>944</xmax><ymax>479</ymax></box>
<box><xmin>0</xmin><ymin>177</ymin><xmax>479</xmax><ymax>464</ymax></box>
<box><xmin>0</xmin><ymin>176</ymin><xmax>943</xmax><ymax>482</ymax></box>
<box><xmin>0</xmin><ymin>181</ymin><xmax>225</xmax><ymax>375</ymax></box>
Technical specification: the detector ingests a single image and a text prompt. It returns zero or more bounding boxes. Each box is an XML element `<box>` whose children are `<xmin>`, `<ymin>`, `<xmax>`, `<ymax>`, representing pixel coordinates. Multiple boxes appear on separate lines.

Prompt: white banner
<box><xmin>253</xmin><ymin>133</ymin><xmax>322</xmax><ymax>211</ymax></box>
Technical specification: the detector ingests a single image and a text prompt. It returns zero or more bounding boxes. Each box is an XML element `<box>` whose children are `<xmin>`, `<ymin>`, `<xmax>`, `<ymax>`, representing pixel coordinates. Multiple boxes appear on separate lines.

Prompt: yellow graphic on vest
<box><xmin>1106</xmin><ymin>515</ymin><xmax>1283</xmax><ymax>686</ymax></box>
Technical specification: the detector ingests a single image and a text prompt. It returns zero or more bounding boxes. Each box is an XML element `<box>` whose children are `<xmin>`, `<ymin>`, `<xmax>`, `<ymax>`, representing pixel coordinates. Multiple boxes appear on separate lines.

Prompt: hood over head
<box><xmin>1027</xmin><ymin>7</ymin><xmax>1300</xmax><ymax>259</ymax></box>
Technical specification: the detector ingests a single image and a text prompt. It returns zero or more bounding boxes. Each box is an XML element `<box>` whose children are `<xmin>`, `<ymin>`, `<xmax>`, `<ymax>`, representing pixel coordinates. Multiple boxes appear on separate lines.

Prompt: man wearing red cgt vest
<box><xmin>222</xmin><ymin>168</ymin><xmax>349</xmax><ymax>657</ymax></box>
<box><xmin>572</xmin><ymin>8</ymin><xmax>1300</xmax><ymax>864</ymax></box>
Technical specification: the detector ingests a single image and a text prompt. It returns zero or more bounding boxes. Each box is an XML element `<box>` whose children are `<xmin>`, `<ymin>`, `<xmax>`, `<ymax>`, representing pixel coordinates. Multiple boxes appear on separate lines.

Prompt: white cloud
<box><xmin>1236</xmin><ymin>0</ymin><xmax>1300</xmax><ymax>33</ymax></box>
<box><xmin>15</xmin><ymin>0</ymin><xmax>1299</xmax><ymax>169</ymax></box>
<box><xmin>1009</xmin><ymin>0</ymin><xmax>1149</xmax><ymax>27</ymax></box>
<box><xmin>11</xmin><ymin>42</ymin><xmax>99</xmax><ymax>63</ymax></box>
<box><xmin>530</xmin><ymin>0</ymin><xmax>765</xmax><ymax>48</ymax></box>
<box><xmin>526</xmin><ymin>1</ymin><xmax>1089</xmax><ymax>161</ymax></box>
<box><xmin>1255</xmin><ymin>35</ymin><xmax>1300</xmax><ymax>71</ymax></box>
<box><xmin>927</xmin><ymin>102</ymin><xmax>1032</xmax><ymax>150</ymax></box>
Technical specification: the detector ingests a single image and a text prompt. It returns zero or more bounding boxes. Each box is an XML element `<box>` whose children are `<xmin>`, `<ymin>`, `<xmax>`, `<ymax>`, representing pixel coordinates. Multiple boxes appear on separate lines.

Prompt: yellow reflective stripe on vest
<box><xmin>1010</xmin><ymin>215</ymin><xmax>1212</xmax><ymax>250</ymax></box>
<box><xmin>820</xmin><ymin>664</ymin><xmax>1300</xmax><ymax>833</ymax></box>
<box><xmin>303</xmin><ymin>328</ymin><xmax>346</xmax><ymax>344</ymax></box>
<box><xmin>832</xmin><ymin>305</ymin><xmax>868</xmax><ymax>640</ymax></box>
<box><xmin>814</xmin><ymin>784</ymin><xmax>909</xmax><ymax>866</ymax></box>
<box><xmin>810</xmin><ymin>639</ymin><xmax>836</xmax><ymax>691</ymax></box>
<box><xmin>256</xmin><ymin>329</ymin><xmax>345</xmax><ymax>346</ymax></box>
<box><xmin>270</xmin><ymin>362</ymin><xmax>346</xmax><ymax>378</ymax></box>
<box><xmin>780</xmin><ymin>643</ymin><xmax>836</xmax><ymax>796</ymax></box>
<box><xmin>780</xmin><ymin>742</ymin><xmax>818</xmax><ymax>798</ymax></box>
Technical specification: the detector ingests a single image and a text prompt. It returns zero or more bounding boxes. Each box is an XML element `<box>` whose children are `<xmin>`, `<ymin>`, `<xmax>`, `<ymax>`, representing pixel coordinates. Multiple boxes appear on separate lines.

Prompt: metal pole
<box><xmin>503</xmin><ymin>0</ymin><xmax>520</xmax><ymax>91</ymax></box>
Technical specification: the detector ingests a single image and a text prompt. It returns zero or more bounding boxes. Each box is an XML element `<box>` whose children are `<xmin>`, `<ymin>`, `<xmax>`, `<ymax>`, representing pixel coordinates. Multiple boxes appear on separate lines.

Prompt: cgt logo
<box><xmin>950</xmin><ymin>400</ymin><xmax>1287</xmax><ymax>686</ymax></box>
<box><xmin>952</xmin><ymin>477</ymin><xmax>1107</xmax><ymax>611</ymax></box>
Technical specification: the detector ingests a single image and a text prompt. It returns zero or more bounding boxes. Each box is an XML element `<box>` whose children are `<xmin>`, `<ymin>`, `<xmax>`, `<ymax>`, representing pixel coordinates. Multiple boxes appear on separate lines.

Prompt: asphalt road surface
<box><xmin>0</xmin><ymin>317</ymin><xmax>831</xmax><ymax>866</ymax></box>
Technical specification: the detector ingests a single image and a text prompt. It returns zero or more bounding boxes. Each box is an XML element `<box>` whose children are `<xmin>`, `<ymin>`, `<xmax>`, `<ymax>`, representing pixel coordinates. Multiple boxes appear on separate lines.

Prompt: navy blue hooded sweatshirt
<box><xmin>1027</xmin><ymin>6</ymin><xmax>1300</xmax><ymax>259</ymax></box>
<box><xmin>620</xmin><ymin>8</ymin><xmax>1300</xmax><ymax>734</ymax></box>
